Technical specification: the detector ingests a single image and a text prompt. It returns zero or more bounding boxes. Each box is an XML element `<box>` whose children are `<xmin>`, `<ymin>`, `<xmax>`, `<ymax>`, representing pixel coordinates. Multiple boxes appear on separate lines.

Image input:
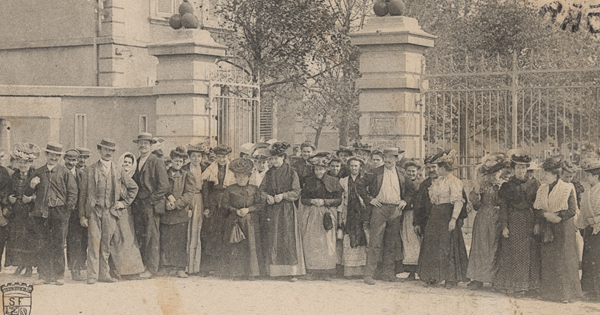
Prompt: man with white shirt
<box><xmin>358</xmin><ymin>148</ymin><xmax>416</xmax><ymax>285</ymax></box>
<box><xmin>64</xmin><ymin>149</ymin><xmax>87</xmax><ymax>281</ymax></box>
<box><xmin>131</xmin><ymin>133</ymin><xmax>170</xmax><ymax>278</ymax></box>
<box><xmin>31</xmin><ymin>143</ymin><xmax>78</xmax><ymax>285</ymax></box>
<box><xmin>78</xmin><ymin>139</ymin><xmax>139</xmax><ymax>284</ymax></box>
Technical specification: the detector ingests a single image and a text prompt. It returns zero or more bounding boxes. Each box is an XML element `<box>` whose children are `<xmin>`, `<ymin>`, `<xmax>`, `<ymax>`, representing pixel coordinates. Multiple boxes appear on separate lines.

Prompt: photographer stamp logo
<box><xmin>1</xmin><ymin>283</ymin><xmax>33</xmax><ymax>315</ymax></box>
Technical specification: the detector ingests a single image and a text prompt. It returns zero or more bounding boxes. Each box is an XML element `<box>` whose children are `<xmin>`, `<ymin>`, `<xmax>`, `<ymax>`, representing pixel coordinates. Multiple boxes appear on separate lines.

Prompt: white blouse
<box><xmin>429</xmin><ymin>174</ymin><xmax>464</xmax><ymax>206</ymax></box>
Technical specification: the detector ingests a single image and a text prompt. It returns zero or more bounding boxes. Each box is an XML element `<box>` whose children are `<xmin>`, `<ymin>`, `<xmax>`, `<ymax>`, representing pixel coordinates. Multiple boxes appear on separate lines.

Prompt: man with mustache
<box><xmin>31</xmin><ymin>143</ymin><xmax>78</xmax><ymax>285</ymax></box>
<box><xmin>64</xmin><ymin>149</ymin><xmax>87</xmax><ymax>281</ymax></box>
<box><xmin>79</xmin><ymin>139</ymin><xmax>139</xmax><ymax>284</ymax></box>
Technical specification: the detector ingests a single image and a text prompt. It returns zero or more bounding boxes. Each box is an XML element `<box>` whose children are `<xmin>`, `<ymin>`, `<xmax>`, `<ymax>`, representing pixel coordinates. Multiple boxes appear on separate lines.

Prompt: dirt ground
<box><xmin>1</xmin><ymin>267</ymin><xmax>599</xmax><ymax>315</ymax></box>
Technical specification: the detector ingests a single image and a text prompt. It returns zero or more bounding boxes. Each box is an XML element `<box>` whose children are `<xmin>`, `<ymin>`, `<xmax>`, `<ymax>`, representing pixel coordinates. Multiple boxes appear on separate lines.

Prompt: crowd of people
<box><xmin>0</xmin><ymin>133</ymin><xmax>599</xmax><ymax>304</ymax></box>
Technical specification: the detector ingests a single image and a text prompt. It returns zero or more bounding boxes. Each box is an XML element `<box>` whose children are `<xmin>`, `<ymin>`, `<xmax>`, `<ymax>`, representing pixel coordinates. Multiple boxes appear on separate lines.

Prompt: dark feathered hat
<box><xmin>269</xmin><ymin>142</ymin><xmax>291</xmax><ymax>157</ymax></box>
<box><xmin>213</xmin><ymin>145</ymin><xmax>232</xmax><ymax>156</ymax></box>
<box><xmin>507</xmin><ymin>149</ymin><xmax>532</xmax><ymax>165</ymax></box>
<box><xmin>309</xmin><ymin>152</ymin><xmax>332</xmax><ymax>167</ymax></box>
<box><xmin>229</xmin><ymin>158</ymin><xmax>254</xmax><ymax>175</ymax></box>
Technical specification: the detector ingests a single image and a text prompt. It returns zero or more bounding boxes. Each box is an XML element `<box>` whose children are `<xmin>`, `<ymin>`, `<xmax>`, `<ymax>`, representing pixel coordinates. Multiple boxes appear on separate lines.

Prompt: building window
<box><xmin>139</xmin><ymin>115</ymin><xmax>148</xmax><ymax>133</ymax></box>
<box><xmin>75</xmin><ymin>114</ymin><xmax>87</xmax><ymax>148</ymax></box>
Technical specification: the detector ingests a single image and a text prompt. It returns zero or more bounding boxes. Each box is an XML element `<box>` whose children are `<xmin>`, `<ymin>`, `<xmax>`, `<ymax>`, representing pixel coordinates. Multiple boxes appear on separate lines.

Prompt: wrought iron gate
<box><xmin>209</xmin><ymin>69</ymin><xmax>260</xmax><ymax>157</ymax></box>
<box><xmin>423</xmin><ymin>53</ymin><xmax>600</xmax><ymax>180</ymax></box>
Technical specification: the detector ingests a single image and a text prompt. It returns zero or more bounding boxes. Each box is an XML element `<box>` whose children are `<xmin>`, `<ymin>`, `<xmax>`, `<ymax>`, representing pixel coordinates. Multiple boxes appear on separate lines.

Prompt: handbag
<box><xmin>153</xmin><ymin>198</ymin><xmax>166</xmax><ymax>215</ymax></box>
<box><xmin>323</xmin><ymin>212</ymin><xmax>334</xmax><ymax>231</ymax></box>
<box><xmin>540</xmin><ymin>221</ymin><xmax>554</xmax><ymax>244</ymax></box>
<box><xmin>230</xmin><ymin>220</ymin><xmax>246</xmax><ymax>244</ymax></box>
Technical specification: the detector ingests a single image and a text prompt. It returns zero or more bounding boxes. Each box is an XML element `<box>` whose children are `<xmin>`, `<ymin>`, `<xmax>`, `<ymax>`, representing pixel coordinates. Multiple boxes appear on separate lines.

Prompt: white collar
<box><xmin>99</xmin><ymin>159</ymin><xmax>112</xmax><ymax>168</ymax></box>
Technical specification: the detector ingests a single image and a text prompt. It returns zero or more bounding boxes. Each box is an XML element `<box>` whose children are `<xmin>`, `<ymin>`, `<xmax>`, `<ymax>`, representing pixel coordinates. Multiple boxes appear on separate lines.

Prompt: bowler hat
<box><xmin>97</xmin><ymin>139</ymin><xmax>117</xmax><ymax>150</ymax></box>
<box><xmin>133</xmin><ymin>132</ymin><xmax>157</xmax><ymax>144</ymax></box>
<box><xmin>76</xmin><ymin>147</ymin><xmax>91</xmax><ymax>157</ymax></box>
<box><xmin>44</xmin><ymin>142</ymin><xmax>64</xmax><ymax>155</ymax></box>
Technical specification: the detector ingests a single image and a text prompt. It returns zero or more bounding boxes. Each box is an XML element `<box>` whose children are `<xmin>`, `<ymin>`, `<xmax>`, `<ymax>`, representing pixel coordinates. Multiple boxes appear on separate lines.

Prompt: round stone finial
<box><xmin>388</xmin><ymin>0</ymin><xmax>405</xmax><ymax>16</ymax></box>
<box><xmin>373</xmin><ymin>1</ymin><xmax>389</xmax><ymax>17</ymax></box>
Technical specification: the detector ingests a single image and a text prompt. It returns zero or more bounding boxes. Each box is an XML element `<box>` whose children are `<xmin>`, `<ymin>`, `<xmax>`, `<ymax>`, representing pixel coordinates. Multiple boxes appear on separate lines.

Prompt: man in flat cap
<box><xmin>31</xmin><ymin>143</ymin><xmax>78</xmax><ymax>285</ymax></box>
<box><xmin>79</xmin><ymin>139</ymin><xmax>139</xmax><ymax>284</ymax></box>
<box><xmin>63</xmin><ymin>149</ymin><xmax>88</xmax><ymax>281</ymax></box>
<box><xmin>131</xmin><ymin>133</ymin><xmax>170</xmax><ymax>278</ymax></box>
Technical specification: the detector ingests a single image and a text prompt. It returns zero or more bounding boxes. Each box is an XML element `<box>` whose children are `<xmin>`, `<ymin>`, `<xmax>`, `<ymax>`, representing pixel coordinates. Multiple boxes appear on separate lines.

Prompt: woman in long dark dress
<box><xmin>466</xmin><ymin>153</ymin><xmax>506</xmax><ymax>290</ymax></box>
<box><xmin>493</xmin><ymin>151</ymin><xmax>541</xmax><ymax>295</ymax></box>
<box><xmin>222</xmin><ymin>158</ymin><xmax>264</xmax><ymax>279</ymax></box>
<box><xmin>160</xmin><ymin>147</ymin><xmax>195</xmax><ymax>278</ymax></box>
<box><xmin>417</xmin><ymin>150</ymin><xmax>469</xmax><ymax>288</ymax></box>
<box><xmin>577</xmin><ymin>158</ymin><xmax>600</xmax><ymax>301</ymax></box>
<box><xmin>533</xmin><ymin>157</ymin><xmax>582</xmax><ymax>303</ymax></box>
<box><xmin>259</xmin><ymin>142</ymin><xmax>305</xmax><ymax>281</ymax></box>
<box><xmin>201</xmin><ymin>145</ymin><xmax>235</xmax><ymax>275</ymax></box>
<box><xmin>4</xmin><ymin>143</ymin><xmax>40</xmax><ymax>277</ymax></box>
<box><xmin>300</xmin><ymin>152</ymin><xmax>343</xmax><ymax>280</ymax></box>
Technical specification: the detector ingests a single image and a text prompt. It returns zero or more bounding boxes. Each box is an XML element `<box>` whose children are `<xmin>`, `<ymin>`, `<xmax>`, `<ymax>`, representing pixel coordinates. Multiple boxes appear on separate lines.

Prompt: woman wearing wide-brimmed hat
<box><xmin>4</xmin><ymin>143</ymin><xmax>40</xmax><ymax>277</ymax></box>
<box><xmin>259</xmin><ymin>141</ymin><xmax>306</xmax><ymax>280</ymax></box>
<box><xmin>200</xmin><ymin>144</ymin><xmax>235</xmax><ymax>275</ymax></box>
<box><xmin>577</xmin><ymin>157</ymin><xmax>600</xmax><ymax>301</ymax></box>
<box><xmin>534</xmin><ymin>156</ymin><xmax>583</xmax><ymax>303</ymax></box>
<box><xmin>221</xmin><ymin>158</ymin><xmax>264</xmax><ymax>279</ymax></box>
<box><xmin>493</xmin><ymin>150</ymin><xmax>541</xmax><ymax>295</ymax></box>
<box><xmin>181</xmin><ymin>142</ymin><xmax>209</xmax><ymax>274</ymax></box>
<box><xmin>300</xmin><ymin>152</ymin><xmax>343</xmax><ymax>281</ymax></box>
<box><xmin>465</xmin><ymin>153</ymin><xmax>508</xmax><ymax>290</ymax></box>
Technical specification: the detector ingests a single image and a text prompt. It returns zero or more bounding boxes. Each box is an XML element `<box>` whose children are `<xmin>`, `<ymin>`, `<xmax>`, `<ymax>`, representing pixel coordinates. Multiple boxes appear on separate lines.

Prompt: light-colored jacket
<box><xmin>78</xmin><ymin>160</ymin><xmax>138</xmax><ymax>219</ymax></box>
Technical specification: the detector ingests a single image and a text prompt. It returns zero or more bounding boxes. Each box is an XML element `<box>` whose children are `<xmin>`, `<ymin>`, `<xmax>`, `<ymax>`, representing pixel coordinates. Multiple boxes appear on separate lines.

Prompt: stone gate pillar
<box><xmin>148</xmin><ymin>29</ymin><xmax>226</xmax><ymax>152</ymax></box>
<box><xmin>350</xmin><ymin>16</ymin><xmax>435</xmax><ymax>158</ymax></box>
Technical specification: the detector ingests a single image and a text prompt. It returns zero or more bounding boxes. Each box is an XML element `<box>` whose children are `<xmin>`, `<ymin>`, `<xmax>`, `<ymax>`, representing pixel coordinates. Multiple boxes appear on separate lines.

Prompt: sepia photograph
<box><xmin>0</xmin><ymin>0</ymin><xmax>600</xmax><ymax>314</ymax></box>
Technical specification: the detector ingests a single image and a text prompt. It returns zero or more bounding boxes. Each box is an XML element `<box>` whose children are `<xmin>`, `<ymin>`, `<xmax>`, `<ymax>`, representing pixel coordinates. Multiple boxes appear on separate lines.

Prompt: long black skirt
<box><xmin>417</xmin><ymin>203</ymin><xmax>468</xmax><ymax>283</ymax></box>
<box><xmin>160</xmin><ymin>222</ymin><xmax>188</xmax><ymax>269</ymax></box>
<box><xmin>540</xmin><ymin>217</ymin><xmax>582</xmax><ymax>301</ymax></box>
<box><xmin>582</xmin><ymin>228</ymin><xmax>600</xmax><ymax>295</ymax></box>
